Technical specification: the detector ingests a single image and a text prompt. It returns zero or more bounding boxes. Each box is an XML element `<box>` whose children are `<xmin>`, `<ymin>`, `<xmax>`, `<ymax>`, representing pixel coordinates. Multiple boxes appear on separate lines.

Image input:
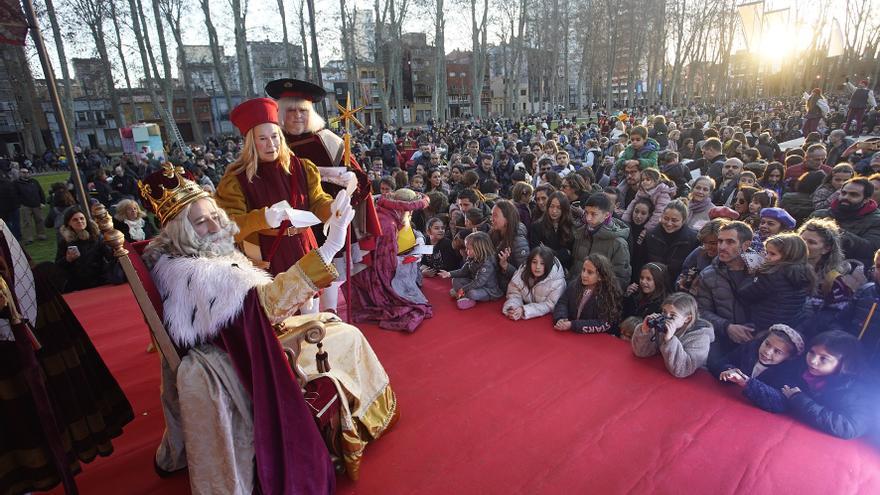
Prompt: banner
<box><xmin>737</xmin><ymin>1</ymin><xmax>764</xmax><ymax>52</ymax></box>
<box><xmin>828</xmin><ymin>18</ymin><xmax>844</xmax><ymax>57</ymax></box>
<box><xmin>0</xmin><ymin>0</ymin><xmax>27</xmax><ymax>46</ymax></box>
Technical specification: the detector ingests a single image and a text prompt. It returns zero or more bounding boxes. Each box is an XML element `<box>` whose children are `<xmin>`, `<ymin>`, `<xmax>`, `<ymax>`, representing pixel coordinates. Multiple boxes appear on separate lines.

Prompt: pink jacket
<box><xmin>622</xmin><ymin>182</ymin><xmax>676</xmax><ymax>232</ymax></box>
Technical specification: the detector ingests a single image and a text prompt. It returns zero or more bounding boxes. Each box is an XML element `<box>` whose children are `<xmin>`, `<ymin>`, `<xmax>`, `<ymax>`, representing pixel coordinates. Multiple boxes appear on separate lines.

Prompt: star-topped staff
<box><xmin>330</xmin><ymin>92</ymin><xmax>365</xmax><ymax>170</ymax></box>
<box><xmin>329</xmin><ymin>93</ymin><xmax>364</xmax><ymax>323</ymax></box>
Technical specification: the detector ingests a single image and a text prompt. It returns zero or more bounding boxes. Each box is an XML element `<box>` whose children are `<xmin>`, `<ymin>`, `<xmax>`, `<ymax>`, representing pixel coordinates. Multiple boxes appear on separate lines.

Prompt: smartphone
<box><xmin>67</xmin><ymin>245</ymin><xmax>80</xmax><ymax>256</ymax></box>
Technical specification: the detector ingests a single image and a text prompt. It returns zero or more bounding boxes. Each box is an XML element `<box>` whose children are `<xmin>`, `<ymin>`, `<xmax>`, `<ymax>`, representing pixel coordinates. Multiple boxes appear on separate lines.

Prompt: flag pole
<box><xmin>20</xmin><ymin>0</ymin><xmax>91</xmax><ymax>219</ymax></box>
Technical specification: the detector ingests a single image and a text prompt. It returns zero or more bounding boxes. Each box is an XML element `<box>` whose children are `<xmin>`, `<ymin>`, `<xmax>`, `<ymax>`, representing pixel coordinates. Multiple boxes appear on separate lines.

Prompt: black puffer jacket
<box><xmin>642</xmin><ymin>225</ymin><xmax>699</xmax><ymax>282</ymax></box>
<box><xmin>736</xmin><ymin>266</ymin><xmax>810</xmax><ymax>333</ymax></box>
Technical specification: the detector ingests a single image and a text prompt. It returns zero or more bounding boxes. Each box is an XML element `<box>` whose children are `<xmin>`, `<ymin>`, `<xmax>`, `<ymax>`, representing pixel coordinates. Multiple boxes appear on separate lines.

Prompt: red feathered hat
<box><xmin>230</xmin><ymin>97</ymin><xmax>279</xmax><ymax>136</ymax></box>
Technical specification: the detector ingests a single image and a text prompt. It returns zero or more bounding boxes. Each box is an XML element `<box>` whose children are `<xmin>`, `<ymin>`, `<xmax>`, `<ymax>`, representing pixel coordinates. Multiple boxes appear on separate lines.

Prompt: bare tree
<box><xmin>199</xmin><ymin>0</ymin><xmax>233</xmax><ymax>111</ymax></box>
<box><xmin>231</xmin><ymin>0</ymin><xmax>254</xmax><ymax>96</ymax></box>
<box><xmin>299</xmin><ymin>0</ymin><xmax>311</xmax><ymax>79</ymax></box>
<box><xmin>305</xmin><ymin>0</ymin><xmax>324</xmax><ymax>114</ymax></box>
<box><xmin>160</xmin><ymin>0</ymin><xmax>204</xmax><ymax>143</ymax></box>
<box><xmin>431</xmin><ymin>0</ymin><xmax>448</xmax><ymax>122</ymax></box>
<box><xmin>339</xmin><ymin>0</ymin><xmax>360</xmax><ymax>105</ymax></box>
<box><xmin>470</xmin><ymin>0</ymin><xmax>488</xmax><ymax>118</ymax></box>
<box><xmin>109</xmin><ymin>0</ymin><xmax>137</xmax><ymax>121</ymax></box>
<box><xmin>0</xmin><ymin>45</ymin><xmax>44</xmax><ymax>154</ymax></box>
<box><xmin>149</xmin><ymin>0</ymin><xmax>174</xmax><ymax>111</ymax></box>
<box><xmin>276</xmin><ymin>0</ymin><xmax>297</xmax><ymax>77</ymax></box>
<box><xmin>70</xmin><ymin>0</ymin><xmax>126</xmax><ymax>129</ymax></box>
<box><xmin>374</xmin><ymin>0</ymin><xmax>409</xmax><ymax>125</ymax></box>
<box><xmin>42</xmin><ymin>0</ymin><xmax>75</xmax><ymax>138</ymax></box>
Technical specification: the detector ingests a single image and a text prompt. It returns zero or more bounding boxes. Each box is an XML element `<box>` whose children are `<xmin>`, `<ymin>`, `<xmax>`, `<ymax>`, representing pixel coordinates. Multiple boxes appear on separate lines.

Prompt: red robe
<box><xmin>285</xmin><ymin>131</ymin><xmax>382</xmax><ymax>253</ymax></box>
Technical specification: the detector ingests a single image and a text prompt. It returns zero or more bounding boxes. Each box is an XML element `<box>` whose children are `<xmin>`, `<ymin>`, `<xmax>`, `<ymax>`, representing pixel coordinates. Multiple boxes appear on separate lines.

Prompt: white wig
<box><xmin>277</xmin><ymin>97</ymin><xmax>326</xmax><ymax>134</ymax></box>
<box><xmin>142</xmin><ymin>198</ymin><xmax>239</xmax><ymax>267</ymax></box>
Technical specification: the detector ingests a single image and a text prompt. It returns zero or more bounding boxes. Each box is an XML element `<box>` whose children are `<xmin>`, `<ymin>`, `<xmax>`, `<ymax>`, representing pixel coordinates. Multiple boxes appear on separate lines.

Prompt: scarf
<box><xmin>688</xmin><ymin>196</ymin><xmax>713</xmax><ymax>216</ymax></box>
<box><xmin>830</xmin><ymin>198</ymin><xmax>878</xmax><ymax>220</ymax></box>
<box><xmin>124</xmin><ymin>218</ymin><xmax>146</xmax><ymax>241</ymax></box>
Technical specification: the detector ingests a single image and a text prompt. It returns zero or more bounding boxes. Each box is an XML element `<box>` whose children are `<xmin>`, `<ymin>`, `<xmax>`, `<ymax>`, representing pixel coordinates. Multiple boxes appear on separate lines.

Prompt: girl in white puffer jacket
<box><xmin>502</xmin><ymin>246</ymin><xmax>567</xmax><ymax>320</ymax></box>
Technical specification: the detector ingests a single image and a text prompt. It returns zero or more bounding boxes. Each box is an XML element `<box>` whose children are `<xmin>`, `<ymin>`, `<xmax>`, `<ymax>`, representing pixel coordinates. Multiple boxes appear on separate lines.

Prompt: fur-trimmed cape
<box><xmin>151</xmin><ymin>251</ymin><xmax>272</xmax><ymax>348</ymax></box>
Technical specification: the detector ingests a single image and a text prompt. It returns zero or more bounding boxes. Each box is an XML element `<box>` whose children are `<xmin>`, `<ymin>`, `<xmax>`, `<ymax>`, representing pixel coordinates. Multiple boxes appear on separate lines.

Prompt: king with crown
<box><xmin>140</xmin><ymin>162</ymin><xmax>353</xmax><ymax>494</ymax></box>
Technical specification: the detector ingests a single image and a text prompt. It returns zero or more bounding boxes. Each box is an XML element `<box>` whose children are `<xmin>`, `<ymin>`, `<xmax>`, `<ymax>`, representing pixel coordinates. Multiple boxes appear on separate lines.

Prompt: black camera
<box><xmin>647</xmin><ymin>314</ymin><xmax>669</xmax><ymax>341</ymax></box>
<box><xmin>647</xmin><ymin>314</ymin><xmax>668</xmax><ymax>332</ymax></box>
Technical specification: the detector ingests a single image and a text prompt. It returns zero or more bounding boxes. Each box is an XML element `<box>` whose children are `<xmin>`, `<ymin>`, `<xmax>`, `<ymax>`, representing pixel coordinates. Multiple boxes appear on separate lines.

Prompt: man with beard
<box><xmin>812</xmin><ymin>178</ymin><xmax>880</xmax><ymax>266</ymax></box>
<box><xmin>712</xmin><ymin>158</ymin><xmax>743</xmax><ymax>205</ymax></box>
<box><xmin>265</xmin><ymin>79</ymin><xmax>381</xmax><ymax>313</ymax></box>
<box><xmin>142</xmin><ymin>163</ymin><xmax>352</xmax><ymax>493</ymax></box>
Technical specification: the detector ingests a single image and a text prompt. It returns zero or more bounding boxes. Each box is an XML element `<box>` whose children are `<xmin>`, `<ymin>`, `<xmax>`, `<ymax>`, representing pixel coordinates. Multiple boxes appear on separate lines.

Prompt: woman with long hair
<box><xmin>490</xmin><ymin>199</ymin><xmax>530</xmax><ymax>289</ymax></box>
<box><xmin>798</xmin><ymin>218</ymin><xmax>866</xmax><ymax>336</ymax></box>
<box><xmin>802</xmin><ymin>88</ymin><xmax>826</xmax><ymax>136</ymax></box>
<box><xmin>529</xmin><ymin>191</ymin><xmax>575</xmax><ymax>271</ymax></box>
<box><xmin>215</xmin><ymin>98</ymin><xmax>335</xmax><ymax>276</ymax></box>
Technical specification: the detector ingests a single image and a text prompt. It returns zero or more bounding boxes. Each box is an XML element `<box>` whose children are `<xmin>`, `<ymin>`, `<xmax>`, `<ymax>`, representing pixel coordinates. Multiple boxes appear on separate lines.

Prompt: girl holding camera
<box><xmin>631</xmin><ymin>292</ymin><xmax>715</xmax><ymax>378</ymax></box>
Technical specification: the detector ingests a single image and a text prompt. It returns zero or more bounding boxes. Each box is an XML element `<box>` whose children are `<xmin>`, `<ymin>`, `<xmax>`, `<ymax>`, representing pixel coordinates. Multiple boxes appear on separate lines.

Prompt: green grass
<box><xmin>21</xmin><ymin>172</ymin><xmax>69</xmax><ymax>264</ymax></box>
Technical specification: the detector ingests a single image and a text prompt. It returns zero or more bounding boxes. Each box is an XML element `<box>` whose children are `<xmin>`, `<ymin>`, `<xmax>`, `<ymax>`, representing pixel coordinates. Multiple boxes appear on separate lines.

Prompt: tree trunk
<box><xmin>109</xmin><ymin>1</ymin><xmax>137</xmax><ymax>124</ymax></box>
<box><xmin>127</xmin><ymin>0</ymin><xmax>172</xmax><ymax>131</ymax></box>
<box><xmin>198</xmin><ymin>0</ymin><xmax>232</xmax><ymax>112</ymax></box>
<box><xmin>231</xmin><ymin>0</ymin><xmax>253</xmax><ymax>97</ymax></box>
<box><xmin>339</xmin><ymin>0</ymin><xmax>359</xmax><ymax>105</ymax></box>
<box><xmin>432</xmin><ymin>0</ymin><xmax>448</xmax><ymax>122</ymax></box>
<box><xmin>89</xmin><ymin>14</ymin><xmax>126</xmax><ymax>129</ymax></box>
<box><xmin>470</xmin><ymin>0</ymin><xmax>488</xmax><ymax>119</ymax></box>
<box><xmin>277</xmin><ymin>0</ymin><xmax>297</xmax><ymax>76</ymax></box>
<box><xmin>300</xmin><ymin>0</ymin><xmax>311</xmax><ymax>79</ymax></box>
<box><xmin>44</xmin><ymin>0</ymin><xmax>75</xmax><ymax>139</ymax></box>
<box><xmin>148</xmin><ymin>0</ymin><xmax>174</xmax><ymax>112</ymax></box>
<box><xmin>162</xmin><ymin>0</ymin><xmax>204</xmax><ymax>144</ymax></box>
<box><xmin>305</xmin><ymin>0</ymin><xmax>325</xmax><ymax>115</ymax></box>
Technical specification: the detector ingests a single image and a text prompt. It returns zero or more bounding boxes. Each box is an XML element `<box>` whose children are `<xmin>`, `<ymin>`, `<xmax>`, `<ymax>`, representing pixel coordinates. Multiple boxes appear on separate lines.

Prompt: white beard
<box><xmin>193</xmin><ymin>228</ymin><xmax>237</xmax><ymax>258</ymax></box>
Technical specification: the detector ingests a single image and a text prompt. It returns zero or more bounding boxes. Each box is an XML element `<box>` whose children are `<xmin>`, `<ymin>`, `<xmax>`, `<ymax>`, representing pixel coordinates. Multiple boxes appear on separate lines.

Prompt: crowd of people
<box><xmin>0</xmin><ymin>78</ymin><xmax>879</xmax><ymax>495</ymax></box>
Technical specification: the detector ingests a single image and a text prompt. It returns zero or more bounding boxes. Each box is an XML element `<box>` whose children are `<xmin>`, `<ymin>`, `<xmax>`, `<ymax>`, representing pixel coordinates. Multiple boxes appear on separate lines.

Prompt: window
<box><xmin>135</xmin><ymin>106</ymin><xmax>145</xmax><ymax>120</ymax></box>
<box><xmin>520</xmin><ymin>89</ymin><xmax>527</xmax><ymax>96</ymax></box>
<box><xmin>76</xmin><ymin>111</ymin><xmax>87</xmax><ymax>122</ymax></box>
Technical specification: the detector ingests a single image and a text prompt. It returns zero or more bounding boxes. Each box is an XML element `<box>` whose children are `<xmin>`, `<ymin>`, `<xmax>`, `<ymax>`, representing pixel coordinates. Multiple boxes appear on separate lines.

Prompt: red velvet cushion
<box><xmin>126</xmin><ymin>240</ymin><xmax>163</xmax><ymax>319</ymax></box>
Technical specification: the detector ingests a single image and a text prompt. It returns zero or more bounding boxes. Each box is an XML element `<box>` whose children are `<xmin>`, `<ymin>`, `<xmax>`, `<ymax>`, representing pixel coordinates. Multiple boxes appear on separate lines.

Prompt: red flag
<box><xmin>0</xmin><ymin>0</ymin><xmax>27</xmax><ymax>46</ymax></box>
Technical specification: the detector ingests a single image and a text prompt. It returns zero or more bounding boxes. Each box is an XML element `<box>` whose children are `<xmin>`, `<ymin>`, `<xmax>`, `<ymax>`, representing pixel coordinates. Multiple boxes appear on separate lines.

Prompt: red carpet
<box><xmin>47</xmin><ymin>279</ymin><xmax>880</xmax><ymax>494</ymax></box>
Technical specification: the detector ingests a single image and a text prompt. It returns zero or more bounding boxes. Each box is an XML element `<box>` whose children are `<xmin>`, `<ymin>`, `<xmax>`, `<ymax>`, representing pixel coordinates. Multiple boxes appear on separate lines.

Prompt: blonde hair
<box><xmin>464</xmin><ymin>231</ymin><xmax>494</xmax><ymax>264</ymax></box>
<box><xmin>226</xmin><ymin>123</ymin><xmax>292</xmax><ymax>182</ymax></box>
<box><xmin>114</xmin><ymin>198</ymin><xmax>146</xmax><ymax>221</ymax></box>
<box><xmin>663</xmin><ymin>292</ymin><xmax>699</xmax><ymax>334</ymax></box>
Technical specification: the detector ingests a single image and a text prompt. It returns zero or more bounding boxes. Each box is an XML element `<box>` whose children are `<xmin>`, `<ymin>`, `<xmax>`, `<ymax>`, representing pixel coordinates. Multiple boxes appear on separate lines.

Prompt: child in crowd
<box><xmin>552</xmin><ymin>254</ymin><xmax>622</xmax><ymax>334</ymax></box>
<box><xmin>511</xmin><ymin>181</ymin><xmax>534</xmax><ymax>228</ymax></box>
<box><xmin>622</xmin><ymin>168</ymin><xmax>674</xmax><ymax>232</ymax></box>
<box><xmin>712</xmin><ymin>324</ymin><xmax>804</xmax><ymax>383</ymax></box>
<box><xmin>745</xmin><ymin>189</ymin><xmax>779</xmax><ymax>231</ymax></box>
<box><xmin>737</xmin><ymin>171</ymin><xmax>757</xmax><ymax>188</ymax></box>
<box><xmin>421</xmin><ymin>217</ymin><xmax>463</xmax><ymax>276</ymax></box>
<box><xmin>737</xmin><ymin>233</ymin><xmax>815</xmax><ymax>333</ymax></box>
<box><xmin>626</xmin><ymin>197</ymin><xmax>653</xmax><ymax>268</ymax></box>
<box><xmin>502</xmin><ymin>246</ymin><xmax>566</xmax><ymax>321</ymax></box>
<box><xmin>452</xmin><ymin>208</ymin><xmax>488</xmax><ymax>258</ymax></box>
<box><xmin>439</xmin><ymin>231</ymin><xmax>503</xmax><ymax>310</ymax></box>
<box><xmin>631</xmin><ymin>292</ymin><xmax>715</xmax><ymax>378</ymax></box>
<box><xmin>620</xmin><ymin>262</ymin><xmax>670</xmax><ymax>340</ymax></box>
<box><xmin>739</xmin><ymin>331</ymin><xmax>877</xmax><ymax>440</ymax></box>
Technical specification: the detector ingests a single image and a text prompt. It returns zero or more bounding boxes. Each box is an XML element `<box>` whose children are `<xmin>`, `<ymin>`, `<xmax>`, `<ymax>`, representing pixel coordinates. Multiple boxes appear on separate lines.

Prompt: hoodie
<box><xmin>571</xmin><ymin>216</ymin><xmax>631</xmax><ymax>289</ymax></box>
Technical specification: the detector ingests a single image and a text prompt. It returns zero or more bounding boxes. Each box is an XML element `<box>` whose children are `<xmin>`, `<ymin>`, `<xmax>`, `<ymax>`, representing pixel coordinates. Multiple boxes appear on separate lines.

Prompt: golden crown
<box><xmin>138</xmin><ymin>163</ymin><xmax>210</xmax><ymax>225</ymax></box>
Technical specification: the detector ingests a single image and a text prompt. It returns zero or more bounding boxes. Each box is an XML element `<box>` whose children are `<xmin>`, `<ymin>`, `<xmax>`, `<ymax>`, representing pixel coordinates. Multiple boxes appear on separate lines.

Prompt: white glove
<box><xmin>317</xmin><ymin>190</ymin><xmax>354</xmax><ymax>264</ymax></box>
<box><xmin>321</xmin><ymin>169</ymin><xmax>358</xmax><ymax>196</ymax></box>
<box><xmin>264</xmin><ymin>200</ymin><xmax>293</xmax><ymax>228</ymax></box>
